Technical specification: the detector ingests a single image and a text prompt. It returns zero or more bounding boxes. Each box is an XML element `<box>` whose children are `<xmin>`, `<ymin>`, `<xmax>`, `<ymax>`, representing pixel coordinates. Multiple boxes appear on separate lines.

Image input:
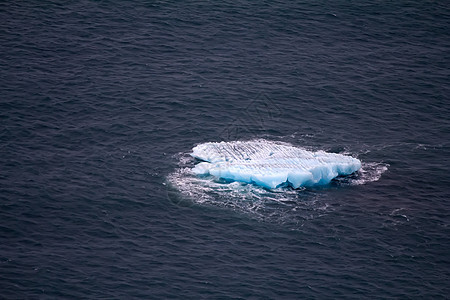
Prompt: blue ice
<box><xmin>191</xmin><ymin>140</ymin><xmax>361</xmax><ymax>189</ymax></box>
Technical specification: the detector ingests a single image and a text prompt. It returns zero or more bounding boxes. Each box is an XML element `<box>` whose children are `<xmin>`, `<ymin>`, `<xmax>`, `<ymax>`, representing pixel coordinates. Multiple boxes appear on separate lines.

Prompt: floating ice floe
<box><xmin>191</xmin><ymin>140</ymin><xmax>361</xmax><ymax>189</ymax></box>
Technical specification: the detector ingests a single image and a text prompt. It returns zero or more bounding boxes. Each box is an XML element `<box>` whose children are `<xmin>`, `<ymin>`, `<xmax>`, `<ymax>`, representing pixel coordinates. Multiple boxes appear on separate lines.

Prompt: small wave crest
<box><xmin>333</xmin><ymin>162</ymin><xmax>389</xmax><ymax>186</ymax></box>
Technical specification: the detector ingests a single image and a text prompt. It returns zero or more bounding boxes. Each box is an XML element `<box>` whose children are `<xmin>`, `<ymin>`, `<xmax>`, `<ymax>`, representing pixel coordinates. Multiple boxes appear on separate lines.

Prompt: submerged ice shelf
<box><xmin>191</xmin><ymin>140</ymin><xmax>362</xmax><ymax>189</ymax></box>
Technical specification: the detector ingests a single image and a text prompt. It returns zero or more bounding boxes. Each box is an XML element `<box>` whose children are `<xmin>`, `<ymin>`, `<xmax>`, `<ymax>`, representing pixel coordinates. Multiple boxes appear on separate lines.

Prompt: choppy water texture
<box><xmin>1</xmin><ymin>1</ymin><xmax>450</xmax><ymax>298</ymax></box>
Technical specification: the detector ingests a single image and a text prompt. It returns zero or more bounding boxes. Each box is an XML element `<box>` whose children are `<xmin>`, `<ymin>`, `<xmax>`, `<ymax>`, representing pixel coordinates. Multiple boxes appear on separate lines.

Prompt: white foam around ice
<box><xmin>191</xmin><ymin>140</ymin><xmax>362</xmax><ymax>189</ymax></box>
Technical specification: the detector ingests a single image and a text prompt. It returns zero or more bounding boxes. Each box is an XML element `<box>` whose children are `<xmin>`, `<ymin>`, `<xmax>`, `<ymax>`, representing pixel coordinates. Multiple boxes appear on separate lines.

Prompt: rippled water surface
<box><xmin>1</xmin><ymin>1</ymin><xmax>449</xmax><ymax>298</ymax></box>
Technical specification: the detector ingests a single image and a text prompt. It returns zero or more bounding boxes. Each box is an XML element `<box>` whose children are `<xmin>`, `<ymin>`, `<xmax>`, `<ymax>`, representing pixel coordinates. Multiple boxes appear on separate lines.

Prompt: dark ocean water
<box><xmin>1</xmin><ymin>1</ymin><xmax>450</xmax><ymax>298</ymax></box>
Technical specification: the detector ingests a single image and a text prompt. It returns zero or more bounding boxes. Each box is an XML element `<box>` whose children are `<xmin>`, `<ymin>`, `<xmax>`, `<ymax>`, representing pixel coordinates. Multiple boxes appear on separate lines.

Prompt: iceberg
<box><xmin>191</xmin><ymin>140</ymin><xmax>362</xmax><ymax>189</ymax></box>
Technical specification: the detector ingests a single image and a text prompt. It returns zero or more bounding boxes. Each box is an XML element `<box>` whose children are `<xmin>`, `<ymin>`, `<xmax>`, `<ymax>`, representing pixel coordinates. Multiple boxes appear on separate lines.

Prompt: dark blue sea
<box><xmin>1</xmin><ymin>1</ymin><xmax>449</xmax><ymax>298</ymax></box>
